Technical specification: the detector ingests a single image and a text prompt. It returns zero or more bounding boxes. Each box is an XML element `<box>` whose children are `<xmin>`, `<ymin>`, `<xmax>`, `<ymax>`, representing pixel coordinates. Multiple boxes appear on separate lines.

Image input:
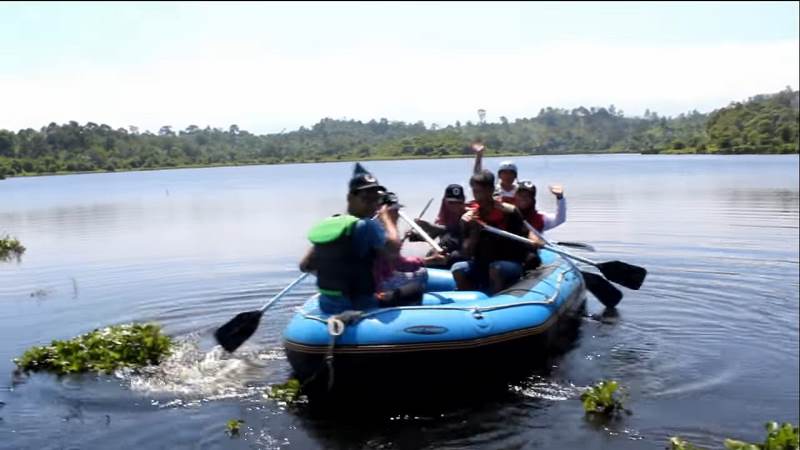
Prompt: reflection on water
<box><xmin>0</xmin><ymin>155</ymin><xmax>798</xmax><ymax>449</ymax></box>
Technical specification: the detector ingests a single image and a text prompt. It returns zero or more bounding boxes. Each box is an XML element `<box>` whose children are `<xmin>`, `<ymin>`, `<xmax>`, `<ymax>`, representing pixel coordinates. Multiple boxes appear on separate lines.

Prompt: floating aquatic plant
<box><xmin>14</xmin><ymin>323</ymin><xmax>172</xmax><ymax>375</ymax></box>
<box><xmin>669</xmin><ymin>436</ymin><xmax>705</xmax><ymax>450</ymax></box>
<box><xmin>0</xmin><ymin>235</ymin><xmax>25</xmax><ymax>262</ymax></box>
<box><xmin>724</xmin><ymin>421</ymin><xmax>799</xmax><ymax>450</ymax></box>
<box><xmin>580</xmin><ymin>379</ymin><xmax>630</xmax><ymax>416</ymax></box>
<box><xmin>266</xmin><ymin>378</ymin><xmax>306</xmax><ymax>404</ymax></box>
<box><xmin>667</xmin><ymin>422</ymin><xmax>799</xmax><ymax>450</ymax></box>
<box><xmin>226</xmin><ymin>419</ymin><xmax>244</xmax><ymax>437</ymax></box>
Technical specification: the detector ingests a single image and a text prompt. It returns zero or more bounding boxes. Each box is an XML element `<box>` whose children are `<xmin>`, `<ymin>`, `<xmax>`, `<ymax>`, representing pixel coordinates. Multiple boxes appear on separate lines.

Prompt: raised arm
<box><xmin>471</xmin><ymin>140</ymin><xmax>485</xmax><ymax>175</ymax></box>
<box><xmin>542</xmin><ymin>185</ymin><xmax>567</xmax><ymax>231</ymax></box>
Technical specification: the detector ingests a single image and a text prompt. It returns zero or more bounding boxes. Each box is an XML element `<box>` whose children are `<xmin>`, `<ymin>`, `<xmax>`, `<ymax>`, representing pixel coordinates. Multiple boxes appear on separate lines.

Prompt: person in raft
<box><xmin>471</xmin><ymin>140</ymin><xmax>518</xmax><ymax>203</ymax></box>
<box><xmin>514</xmin><ymin>180</ymin><xmax>567</xmax><ymax>233</ymax></box>
<box><xmin>373</xmin><ymin>192</ymin><xmax>446</xmax><ymax>306</ymax></box>
<box><xmin>452</xmin><ymin>169</ymin><xmax>544</xmax><ymax>295</ymax></box>
<box><xmin>298</xmin><ymin>163</ymin><xmax>400</xmax><ymax>314</ymax></box>
<box><xmin>410</xmin><ymin>183</ymin><xmax>468</xmax><ymax>269</ymax></box>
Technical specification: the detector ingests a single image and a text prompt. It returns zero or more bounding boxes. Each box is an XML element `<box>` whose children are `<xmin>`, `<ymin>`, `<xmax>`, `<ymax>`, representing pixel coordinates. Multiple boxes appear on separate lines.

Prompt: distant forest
<box><xmin>0</xmin><ymin>88</ymin><xmax>797</xmax><ymax>178</ymax></box>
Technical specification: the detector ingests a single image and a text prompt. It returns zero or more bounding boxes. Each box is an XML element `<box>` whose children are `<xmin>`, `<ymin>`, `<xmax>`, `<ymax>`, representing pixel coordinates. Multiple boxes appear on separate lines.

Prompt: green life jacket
<box><xmin>308</xmin><ymin>214</ymin><xmax>376</xmax><ymax>298</ymax></box>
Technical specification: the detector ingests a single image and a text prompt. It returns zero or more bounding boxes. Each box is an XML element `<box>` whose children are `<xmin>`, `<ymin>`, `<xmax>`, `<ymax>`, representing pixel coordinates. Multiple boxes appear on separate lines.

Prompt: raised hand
<box><xmin>549</xmin><ymin>184</ymin><xmax>564</xmax><ymax>199</ymax></box>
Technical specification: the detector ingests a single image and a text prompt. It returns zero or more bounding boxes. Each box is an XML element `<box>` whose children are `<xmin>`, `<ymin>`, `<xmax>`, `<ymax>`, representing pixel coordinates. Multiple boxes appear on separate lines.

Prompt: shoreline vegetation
<box><xmin>1</xmin><ymin>88</ymin><xmax>797</xmax><ymax>179</ymax></box>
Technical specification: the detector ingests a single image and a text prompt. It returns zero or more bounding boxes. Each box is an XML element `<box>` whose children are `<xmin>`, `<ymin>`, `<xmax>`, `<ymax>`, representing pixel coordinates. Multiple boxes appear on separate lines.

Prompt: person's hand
<box><xmin>426</xmin><ymin>252</ymin><xmax>448</xmax><ymax>265</ymax></box>
<box><xmin>460</xmin><ymin>209</ymin><xmax>475</xmax><ymax>223</ymax></box>
<box><xmin>549</xmin><ymin>185</ymin><xmax>564</xmax><ymax>199</ymax></box>
<box><xmin>471</xmin><ymin>141</ymin><xmax>485</xmax><ymax>154</ymax></box>
<box><xmin>528</xmin><ymin>233</ymin><xmax>546</xmax><ymax>249</ymax></box>
<box><xmin>376</xmin><ymin>290</ymin><xmax>395</xmax><ymax>303</ymax></box>
<box><xmin>377</xmin><ymin>204</ymin><xmax>392</xmax><ymax>221</ymax></box>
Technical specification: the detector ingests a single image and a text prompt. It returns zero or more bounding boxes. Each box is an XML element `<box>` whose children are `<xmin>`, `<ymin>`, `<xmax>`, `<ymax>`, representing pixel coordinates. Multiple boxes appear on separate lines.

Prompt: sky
<box><xmin>1</xmin><ymin>1</ymin><xmax>798</xmax><ymax>135</ymax></box>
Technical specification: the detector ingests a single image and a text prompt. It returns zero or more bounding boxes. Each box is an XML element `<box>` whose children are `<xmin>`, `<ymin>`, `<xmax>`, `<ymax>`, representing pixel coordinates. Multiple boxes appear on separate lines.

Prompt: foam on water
<box><xmin>124</xmin><ymin>335</ymin><xmax>282</xmax><ymax>402</ymax></box>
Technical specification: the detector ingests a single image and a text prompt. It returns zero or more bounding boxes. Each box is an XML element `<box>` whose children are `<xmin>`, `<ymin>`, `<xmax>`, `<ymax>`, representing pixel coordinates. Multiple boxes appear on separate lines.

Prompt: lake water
<box><xmin>0</xmin><ymin>154</ymin><xmax>798</xmax><ymax>449</ymax></box>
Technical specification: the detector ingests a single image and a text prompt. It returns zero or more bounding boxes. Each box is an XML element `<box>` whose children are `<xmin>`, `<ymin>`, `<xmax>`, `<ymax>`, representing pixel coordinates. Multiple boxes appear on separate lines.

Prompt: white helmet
<box><xmin>498</xmin><ymin>161</ymin><xmax>517</xmax><ymax>175</ymax></box>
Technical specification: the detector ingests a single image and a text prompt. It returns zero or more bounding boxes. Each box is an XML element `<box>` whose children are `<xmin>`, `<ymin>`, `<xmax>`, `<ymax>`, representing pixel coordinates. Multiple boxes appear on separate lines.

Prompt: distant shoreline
<box><xmin>4</xmin><ymin>150</ymin><xmax>798</xmax><ymax>180</ymax></box>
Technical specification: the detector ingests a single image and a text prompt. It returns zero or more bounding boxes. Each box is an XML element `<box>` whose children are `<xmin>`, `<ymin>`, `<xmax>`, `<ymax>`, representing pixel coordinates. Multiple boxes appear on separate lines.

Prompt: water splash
<box><xmin>124</xmin><ymin>335</ymin><xmax>279</xmax><ymax>402</ymax></box>
<box><xmin>510</xmin><ymin>375</ymin><xmax>584</xmax><ymax>401</ymax></box>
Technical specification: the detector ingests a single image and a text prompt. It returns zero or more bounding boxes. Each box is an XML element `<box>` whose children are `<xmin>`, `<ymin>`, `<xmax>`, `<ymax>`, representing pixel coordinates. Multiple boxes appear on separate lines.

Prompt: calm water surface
<box><xmin>1</xmin><ymin>154</ymin><xmax>798</xmax><ymax>449</ymax></box>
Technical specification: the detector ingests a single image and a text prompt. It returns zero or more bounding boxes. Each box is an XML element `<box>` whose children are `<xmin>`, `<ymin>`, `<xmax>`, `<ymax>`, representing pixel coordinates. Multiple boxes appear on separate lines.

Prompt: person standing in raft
<box><xmin>452</xmin><ymin>169</ymin><xmax>544</xmax><ymax>295</ymax></box>
<box><xmin>471</xmin><ymin>140</ymin><xmax>518</xmax><ymax>203</ymax></box>
<box><xmin>514</xmin><ymin>180</ymin><xmax>567</xmax><ymax>233</ymax></box>
<box><xmin>299</xmin><ymin>163</ymin><xmax>401</xmax><ymax>314</ymax></box>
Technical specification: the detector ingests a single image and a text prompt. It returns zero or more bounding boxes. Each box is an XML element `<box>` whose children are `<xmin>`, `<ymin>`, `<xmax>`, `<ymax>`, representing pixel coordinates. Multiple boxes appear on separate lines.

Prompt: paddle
<box><xmin>215</xmin><ymin>272</ymin><xmax>310</xmax><ymax>353</ymax></box>
<box><xmin>397</xmin><ymin>210</ymin><xmax>444</xmax><ymax>253</ymax></box>
<box><xmin>581</xmin><ymin>271</ymin><xmax>623</xmax><ymax>308</ymax></box>
<box><xmin>483</xmin><ymin>221</ymin><xmax>647</xmax><ymax>290</ymax></box>
<box><xmin>551</xmin><ymin>241</ymin><xmax>596</xmax><ymax>252</ymax></box>
<box><xmin>522</xmin><ymin>221</ymin><xmax>621</xmax><ymax>307</ymax></box>
<box><xmin>417</xmin><ymin>197</ymin><xmax>434</xmax><ymax>219</ymax></box>
<box><xmin>401</xmin><ymin>197</ymin><xmax>434</xmax><ymax>243</ymax></box>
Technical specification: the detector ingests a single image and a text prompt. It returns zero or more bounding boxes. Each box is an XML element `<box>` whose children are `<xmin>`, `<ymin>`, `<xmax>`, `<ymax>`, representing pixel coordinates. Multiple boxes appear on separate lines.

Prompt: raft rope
<box><xmin>300</xmin><ymin>310</ymin><xmax>365</xmax><ymax>391</ymax></box>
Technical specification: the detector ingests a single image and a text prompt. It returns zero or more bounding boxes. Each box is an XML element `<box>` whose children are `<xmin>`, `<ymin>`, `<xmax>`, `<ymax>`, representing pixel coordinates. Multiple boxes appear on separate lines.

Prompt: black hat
<box><xmin>349</xmin><ymin>163</ymin><xmax>386</xmax><ymax>193</ymax></box>
<box><xmin>380</xmin><ymin>192</ymin><xmax>404</xmax><ymax>209</ymax></box>
<box><xmin>517</xmin><ymin>180</ymin><xmax>536</xmax><ymax>194</ymax></box>
<box><xmin>443</xmin><ymin>184</ymin><xmax>465</xmax><ymax>202</ymax></box>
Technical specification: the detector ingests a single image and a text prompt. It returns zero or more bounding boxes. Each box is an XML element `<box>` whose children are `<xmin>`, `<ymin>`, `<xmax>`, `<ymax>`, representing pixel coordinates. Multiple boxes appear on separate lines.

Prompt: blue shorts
<box><xmin>451</xmin><ymin>260</ymin><xmax>523</xmax><ymax>292</ymax></box>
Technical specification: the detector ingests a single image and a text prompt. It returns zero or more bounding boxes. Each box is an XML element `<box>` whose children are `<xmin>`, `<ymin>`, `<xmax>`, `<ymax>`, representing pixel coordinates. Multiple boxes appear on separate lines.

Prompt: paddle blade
<box><xmin>554</xmin><ymin>241</ymin><xmax>596</xmax><ymax>252</ymax></box>
<box><xmin>581</xmin><ymin>271</ymin><xmax>623</xmax><ymax>308</ymax></box>
<box><xmin>597</xmin><ymin>261</ymin><xmax>647</xmax><ymax>290</ymax></box>
<box><xmin>214</xmin><ymin>310</ymin><xmax>264</xmax><ymax>353</ymax></box>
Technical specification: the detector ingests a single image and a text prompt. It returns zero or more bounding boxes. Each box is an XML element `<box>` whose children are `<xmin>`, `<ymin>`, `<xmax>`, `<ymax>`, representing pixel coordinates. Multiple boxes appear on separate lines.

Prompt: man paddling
<box><xmin>452</xmin><ymin>170</ymin><xmax>544</xmax><ymax>295</ymax></box>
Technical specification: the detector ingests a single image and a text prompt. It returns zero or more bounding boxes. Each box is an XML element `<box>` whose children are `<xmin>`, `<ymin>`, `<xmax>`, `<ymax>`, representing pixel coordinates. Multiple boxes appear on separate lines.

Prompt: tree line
<box><xmin>0</xmin><ymin>88</ymin><xmax>797</xmax><ymax>178</ymax></box>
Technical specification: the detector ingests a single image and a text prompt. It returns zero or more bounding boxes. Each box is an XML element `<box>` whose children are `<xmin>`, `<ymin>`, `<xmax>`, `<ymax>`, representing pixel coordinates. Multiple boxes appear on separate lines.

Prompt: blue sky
<box><xmin>1</xmin><ymin>1</ymin><xmax>798</xmax><ymax>134</ymax></box>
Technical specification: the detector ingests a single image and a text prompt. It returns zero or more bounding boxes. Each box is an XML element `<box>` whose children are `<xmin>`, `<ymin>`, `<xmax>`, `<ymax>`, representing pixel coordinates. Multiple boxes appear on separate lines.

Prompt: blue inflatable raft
<box><xmin>283</xmin><ymin>248</ymin><xmax>586</xmax><ymax>391</ymax></box>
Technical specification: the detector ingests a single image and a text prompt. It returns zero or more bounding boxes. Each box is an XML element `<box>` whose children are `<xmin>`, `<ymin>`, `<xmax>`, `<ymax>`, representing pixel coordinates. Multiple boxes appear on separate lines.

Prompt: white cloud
<box><xmin>2</xmin><ymin>39</ymin><xmax>797</xmax><ymax>134</ymax></box>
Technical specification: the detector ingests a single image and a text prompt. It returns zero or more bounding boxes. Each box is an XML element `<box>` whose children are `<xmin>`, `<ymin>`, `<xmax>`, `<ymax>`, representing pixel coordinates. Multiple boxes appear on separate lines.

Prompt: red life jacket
<box><xmin>522</xmin><ymin>209</ymin><xmax>545</xmax><ymax>232</ymax></box>
<box><xmin>467</xmin><ymin>200</ymin><xmax>509</xmax><ymax>229</ymax></box>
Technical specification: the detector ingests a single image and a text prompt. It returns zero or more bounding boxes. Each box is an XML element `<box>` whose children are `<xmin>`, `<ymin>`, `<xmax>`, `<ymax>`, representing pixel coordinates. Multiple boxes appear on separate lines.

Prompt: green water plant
<box><xmin>14</xmin><ymin>323</ymin><xmax>172</xmax><ymax>375</ymax></box>
<box><xmin>266</xmin><ymin>378</ymin><xmax>305</xmax><ymax>404</ymax></box>
<box><xmin>0</xmin><ymin>235</ymin><xmax>25</xmax><ymax>262</ymax></box>
<box><xmin>724</xmin><ymin>422</ymin><xmax>799</xmax><ymax>450</ymax></box>
<box><xmin>226</xmin><ymin>419</ymin><xmax>244</xmax><ymax>437</ymax></box>
<box><xmin>580</xmin><ymin>379</ymin><xmax>630</xmax><ymax>416</ymax></box>
<box><xmin>669</xmin><ymin>436</ymin><xmax>706</xmax><ymax>450</ymax></box>
<box><xmin>667</xmin><ymin>422</ymin><xmax>798</xmax><ymax>450</ymax></box>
